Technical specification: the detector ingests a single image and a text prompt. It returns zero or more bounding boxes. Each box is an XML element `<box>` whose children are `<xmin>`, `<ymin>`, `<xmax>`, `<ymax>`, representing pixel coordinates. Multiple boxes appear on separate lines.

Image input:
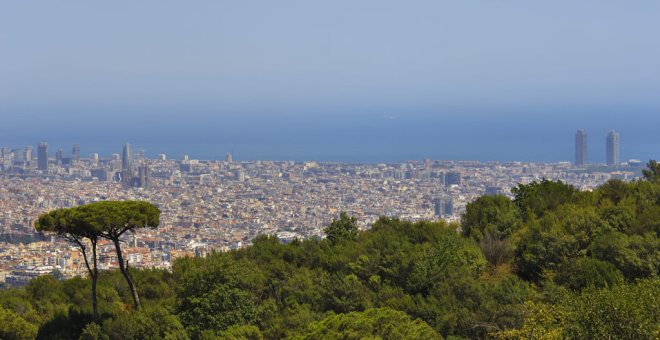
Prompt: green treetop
<box><xmin>324</xmin><ymin>212</ymin><xmax>359</xmax><ymax>244</ymax></box>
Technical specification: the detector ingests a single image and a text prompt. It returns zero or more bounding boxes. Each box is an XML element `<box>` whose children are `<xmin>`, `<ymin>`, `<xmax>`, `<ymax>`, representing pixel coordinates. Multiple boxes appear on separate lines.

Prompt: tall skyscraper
<box><xmin>37</xmin><ymin>142</ymin><xmax>48</xmax><ymax>171</ymax></box>
<box><xmin>433</xmin><ymin>195</ymin><xmax>454</xmax><ymax>217</ymax></box>
<box><xmin>24</xmin><ymin>146</ymin><xmax>33</xmax><ymax>163</ymax></box>
<box><xmin>575</xmin><ymin>130</ymin><xmax>587</xmax><ymax>166</ymax></box>
<box><xmin>12</xmin><ymin>149</ymin><xmax>25</xmax><ymax>163</ymax></box>
<box><xmin>122</xmin><ymin>143</ymin><xmax>133</xmax><ymax>179</ymax></box>
<box><xmin>56</xmin><ymin>148</ymin><xmax>64</xmax><ymax>163</ymax></box>
<box><xmin>71</xmin><ymin>144</ymin><xmax>80</xmax><ymax>160</ymax></box>
<box><xmin>606</xmin><ymin>130</ymin><xmax>620</xmax><ymax>167</ymax></box>
<box><xmin>225</xmin><ymin>152</ymin><xmax>233</xmax><ymax>163</ymax></box>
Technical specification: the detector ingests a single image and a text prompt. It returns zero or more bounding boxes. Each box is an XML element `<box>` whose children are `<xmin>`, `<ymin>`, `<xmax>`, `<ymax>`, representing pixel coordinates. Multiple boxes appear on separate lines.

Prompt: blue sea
<box><xmin>2</xmin><ymin>112</ymin><xmax>658</xmax><ymax>164</ymax></box>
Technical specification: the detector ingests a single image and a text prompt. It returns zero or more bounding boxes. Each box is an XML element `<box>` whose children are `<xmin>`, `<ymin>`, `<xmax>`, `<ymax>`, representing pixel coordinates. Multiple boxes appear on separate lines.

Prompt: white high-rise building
<box><xmin>606</xmin><ymin>130</ymin><xmax>620</xmax><ymax>167</ymax></box>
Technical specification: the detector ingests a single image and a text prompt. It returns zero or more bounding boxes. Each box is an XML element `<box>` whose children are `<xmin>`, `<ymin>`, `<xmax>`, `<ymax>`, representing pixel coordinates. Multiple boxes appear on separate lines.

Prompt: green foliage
<box><xmin>513</xmin><ymin>207</ymin><xmax>609</xmax><ymax>281</ymax></box>
<box><xmin>0</xmin><ymin>292</ymin><xmax>41</xmax><ymax>326</ymax></box>
<box><xmin>100</xmin><ymin>307</ymin><xmax>188</xmax><ymax>340</ymax></box>
<box><xmin>79</xmin><ymin>322</ymin><xmax>106</xmax><ymax>340</ymax></box>
<box><xmin>323</xmin><ymin>212</ymin><xmax>358</xmax><ymax>244</ymax></box>
<box><xmin>131</xmin><ymin>268</ymin><xmax>177</xmax><ymax>304</ymax></box>
<box><xmin>590</xmin><ymin>231</ymin><xmax>659</xmax><ymax>280</ymax></box>
<box><xmin>0</xmin><ymin>305</ymin><xmax>38</xmax><ymax>340</ymax></box>
<box><xmin>35</xmin><ymin>200</ymin><xmax>161</xmax><ymax>315</ymax></box>
<box><xmin>491</xmin><ymin>301</ymin><xmax>565</xmax><ymax>339</ymax></box>
<box><xmin>82</xmin><ymin>200</ymin><xmax>161</xmax><ymax>310</ymax></box>
<box><xmin>323</xmin><ymin>274</ymin><xmax>373</xmax><ymax>313</ymax></box>
<box><xmin>170</xmin><ymin>217</ymin><xmax>521</xmax><ymax>338</ymax></box>
<box><xmin>479</xmin><ymin>233</ymin><xmax>514</xmax><ymax>267</ymax></box>
<box><xmin>600</xmin><ymin>206</ymin><xmax>635</xmax><ymax>233</ymax></box>
<box><xmin>299</xmin><ymin>307</ymin><xmax>442</xmax><ymax>340</ymax></box>
<box><xmin>461</xmin><ymin>195</ymin><xmax>520</xmax><ymax>267</ymax></box>
<box><xmin>26</xmin><ymin>274</ymin><xmax>66</xmax><ymax>306</ymax></box>
<box><xmin>642</xmin><ymin>159</ymin><xmax>660</xmax><ymax>181</ymax></box>
<box><xmin>76</xmin><ymin>200</ymin><xmax>161</xmax><ymax>235</ymax></box>
<box><xmin>37</xmin><ymin>307</ymin><xmax>92</xmax><ymax>340</ymax></box>
<box><xmin>177</xmin><ymin>281</ymin><xmax>257</xmax><ymax>337</ymax></box>
<box><xmin>511</xmin><ymin>179</ymin><xmax>581</xmax><ymax>221</ymax></box>
<box><xmin>11</xmin><ymin>176</ymin><xmax>659</xmax><ymax>339</ymax></box>
<box><xmin>555</xmin><ymin>257</ymin><xmax>624</xmax><ymax>291</ymax></box>
<box><xmin>497</xmin><ymin>279</ymin><xmax>660</xmax><ymax>339</ymax></box>
<box><xmin>563</xmin><ymin>279</ymin><xmax>660</xmax><ymax>339</ymax></box>
<box><xmin>407</xmin><ymin>233</ymin><xmax>486</xmax><ymax>295</ymax></box>
<box><xmin>35</xmin><ymin>208</ymin><xmax>101</xmax><ymax>241</ymax></box>
<box><xmin>598</xmin><ymin>179</ymin><xmax>629</xmax><ymax>205</ymax></box>
<box><xmin>215</xmin><ymin>325</ymin><xmax>263</xmax><ymax>340</ymax></box>
<box><xmin>462</xmin><ymin>195</ymin><xmax>521</xmax><ymax>242</ymax></box>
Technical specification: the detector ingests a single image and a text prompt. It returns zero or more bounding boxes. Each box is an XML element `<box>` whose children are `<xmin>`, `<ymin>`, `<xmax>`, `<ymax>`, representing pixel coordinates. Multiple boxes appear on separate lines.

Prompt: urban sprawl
<box><xmin>0</xmin><ymin>139</ymin><xmax>644</xmax><ymax>286</ymax></box>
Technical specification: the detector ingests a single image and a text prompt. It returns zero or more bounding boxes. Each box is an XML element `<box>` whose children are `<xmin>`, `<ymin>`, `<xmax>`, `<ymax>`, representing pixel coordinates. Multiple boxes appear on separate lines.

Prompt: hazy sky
<box><xmin>1</xmin><ymin>1</ymin><xmax>659</xmax><ymax>161</ymax></box>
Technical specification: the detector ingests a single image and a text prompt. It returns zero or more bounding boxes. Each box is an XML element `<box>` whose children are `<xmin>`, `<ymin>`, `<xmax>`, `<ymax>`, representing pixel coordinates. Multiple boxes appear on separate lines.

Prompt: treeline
<box><xmin>0</xmin><ymin>161</ymin><xmax>658</xmax><ymax>339</ymax></box>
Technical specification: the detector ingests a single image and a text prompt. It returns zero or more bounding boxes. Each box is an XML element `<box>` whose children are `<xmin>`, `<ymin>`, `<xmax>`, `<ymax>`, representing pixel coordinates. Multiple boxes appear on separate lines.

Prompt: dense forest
<box><xmin>1</xmin><ymin>161</ymin><xmax>659</xmax><ymax>339</ymax></box>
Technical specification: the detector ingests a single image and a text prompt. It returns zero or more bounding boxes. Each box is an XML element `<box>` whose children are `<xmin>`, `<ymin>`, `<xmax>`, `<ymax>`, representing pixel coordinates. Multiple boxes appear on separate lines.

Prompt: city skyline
<box><xmin>0</xmin><ymin>112</ymin><xmax>657</xmax><ymax>164</ymax></box>
<box><xmin>1</xmin><ymin>2</ymin><xmax>657</xmax><ymax>336</ymax></box>
<box><xmin>0</xmin><ymin>143</ymin><xmax>645</xmax><ymax>286</ymax></box>
<box><xmin>0</xmin><ymin>132</ymin><xmax>647</xmax><ymax>166</ymax></box>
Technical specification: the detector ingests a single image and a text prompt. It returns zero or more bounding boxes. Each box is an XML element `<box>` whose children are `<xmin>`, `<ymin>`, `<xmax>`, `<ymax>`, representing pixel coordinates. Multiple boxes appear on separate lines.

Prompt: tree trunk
<box><xmin>77</xmin><ymin>239</ymin><xmax>98</xmax><ymax>319</ymax></box>
<box><xmin>91</xmin><ymin>239</ymin><xmax>98</xmax><ymax>319</ymax></box>
<box><xmin>113</xmin><ymin>238</ymin><xmax>141</xmax><ymax>310</ymax></box>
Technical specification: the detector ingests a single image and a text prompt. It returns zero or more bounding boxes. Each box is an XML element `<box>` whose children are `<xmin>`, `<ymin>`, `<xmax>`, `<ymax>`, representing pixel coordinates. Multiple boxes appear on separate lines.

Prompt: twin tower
<box><xmin>575</xmin><ymin>130</ymin><xmax>620</xmax><ymax>167</ymax></box>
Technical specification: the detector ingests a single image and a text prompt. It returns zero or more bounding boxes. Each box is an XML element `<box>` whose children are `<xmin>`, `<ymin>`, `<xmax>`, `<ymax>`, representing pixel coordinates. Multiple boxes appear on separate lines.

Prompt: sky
<box><xmin>1</xmin><ymin>1</ymin><xmax>659</xmax><ymax>162</ymax></box>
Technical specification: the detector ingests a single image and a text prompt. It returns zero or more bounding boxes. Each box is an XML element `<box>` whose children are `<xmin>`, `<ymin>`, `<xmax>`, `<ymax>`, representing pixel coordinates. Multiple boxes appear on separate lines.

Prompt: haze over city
<box><xmin>1</xmin><ymin>2</ymin><xmax>660</xmax><ymax>339</ymax></box>
<box><xmin>2</xmin><ymin>1</ymin><xmax>659</xmax><ymax>162</ymax></box>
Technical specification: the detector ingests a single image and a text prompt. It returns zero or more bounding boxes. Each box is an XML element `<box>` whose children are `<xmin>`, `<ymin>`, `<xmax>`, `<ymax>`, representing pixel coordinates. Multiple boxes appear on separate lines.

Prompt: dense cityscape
<box><xmin>2</xmin><ymin>2</ymin><xmax>658</xmax><ymax>337</ymax></box>
<box><xmin>0</xmin><ymin>130</ymin><xmax>644</xmax><ymax>286</ymax></box>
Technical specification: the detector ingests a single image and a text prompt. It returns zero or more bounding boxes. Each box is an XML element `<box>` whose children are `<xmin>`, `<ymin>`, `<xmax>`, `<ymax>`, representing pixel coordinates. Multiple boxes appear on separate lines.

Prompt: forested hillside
<box><xmin>1</xmin><ymin>162</ymin><xmax>659</xmax><ymax>339</ymax></box>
